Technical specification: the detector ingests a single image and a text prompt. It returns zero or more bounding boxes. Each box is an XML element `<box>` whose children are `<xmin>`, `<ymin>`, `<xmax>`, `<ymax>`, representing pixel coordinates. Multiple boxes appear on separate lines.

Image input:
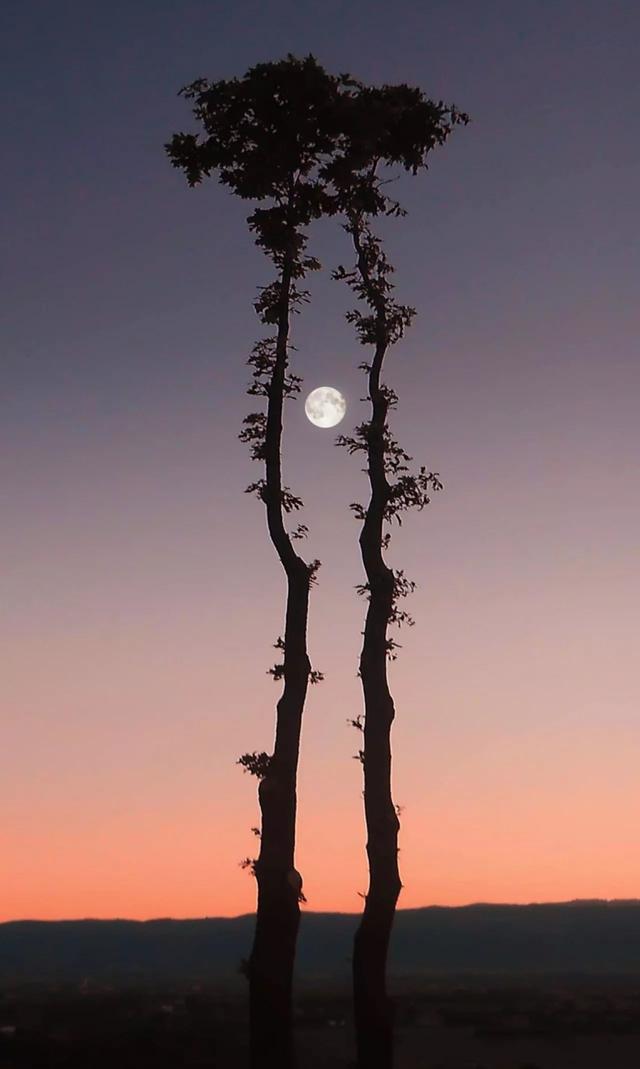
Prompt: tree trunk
<box><xmin>353</xmin><ymin>571</ymin><xmax>401</xmax><ymax>1069</ymax></box>
<box><xmin>248</xmin><ymin>254</ymin><xmax>311</xmax><ymax>1069</ymax></box>
<box><xmin>353</xmin><ymin>304</ymin><xmax>402</xmax><ymax>1069</ymax></box>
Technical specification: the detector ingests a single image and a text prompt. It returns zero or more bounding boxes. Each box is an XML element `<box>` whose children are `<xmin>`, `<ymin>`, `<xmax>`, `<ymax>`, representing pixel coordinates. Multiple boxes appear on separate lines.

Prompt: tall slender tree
<box><xmin>166</xmin><ymin>56</ymin><xmax>346</xmax><ymax>1069</ymax></box>
<box><xmin>329</xmin><ymin>86</ymin><xmax>468</xmax><ymax>1069</ymax></box>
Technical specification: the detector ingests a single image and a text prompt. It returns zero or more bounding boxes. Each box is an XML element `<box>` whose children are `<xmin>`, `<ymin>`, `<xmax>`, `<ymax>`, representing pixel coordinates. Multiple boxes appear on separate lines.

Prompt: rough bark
<box><xmin>248</xmin><ymin>253</ymin><xmax>311</xmax><ymax>1069</ymax></box>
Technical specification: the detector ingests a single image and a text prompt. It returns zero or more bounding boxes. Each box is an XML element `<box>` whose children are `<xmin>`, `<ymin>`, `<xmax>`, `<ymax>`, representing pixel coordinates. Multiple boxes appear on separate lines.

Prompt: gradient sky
<box><xmin>2</xmin><ymin>0</ymin><xmax>639</xmax><ymax>921</ymax></box>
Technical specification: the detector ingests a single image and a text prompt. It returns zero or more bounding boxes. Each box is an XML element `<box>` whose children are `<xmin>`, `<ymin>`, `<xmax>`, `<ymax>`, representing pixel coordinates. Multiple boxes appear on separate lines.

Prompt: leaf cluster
<box><xmin>166</xmin><ymin>54</ymin><xmax>351</xmax><ymax>266</ymax></box>
<box><xmin>245</xmin><ymin>479</ymin><xmax>304</xmax><ymax>513</ymax></box>
<box><xmin>237</xmin><ymin>751</ymin><xmax>272</xmax><ymax>779</ymax></box>
<box><xmin>267</xmin><ymin>635</ymin><xmax>323</xmax><ymax>684</ymax></box>
<box><xmin>333</xmin><ymin>232</ymin><xmax>416</xmax><ymax>347</ymax></box>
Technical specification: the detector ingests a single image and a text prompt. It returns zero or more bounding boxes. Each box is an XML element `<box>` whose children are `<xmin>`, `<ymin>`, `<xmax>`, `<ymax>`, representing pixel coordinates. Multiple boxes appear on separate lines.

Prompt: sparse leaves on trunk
<box><xmin>333</xmin><ymin>84</ymin><xmax>467</xmax><ymax>1069</ymax></box>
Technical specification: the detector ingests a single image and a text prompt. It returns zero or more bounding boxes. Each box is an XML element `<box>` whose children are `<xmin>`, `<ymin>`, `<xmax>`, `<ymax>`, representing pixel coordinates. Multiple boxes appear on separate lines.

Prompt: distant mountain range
<box><xmin>2</xmin><ymin>902</ymin><xmax>639</xmax><ymax>982</ymax></box>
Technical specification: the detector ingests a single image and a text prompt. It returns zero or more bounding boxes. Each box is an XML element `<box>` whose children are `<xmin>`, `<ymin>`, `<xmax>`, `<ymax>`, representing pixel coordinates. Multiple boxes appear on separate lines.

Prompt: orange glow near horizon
<box><xmin>4</xmin><ymin>588</ymin><xmax>639</xmax><ymax>921</ymax></box>
<box><xmin>4</xmin><ymin>420</ymin><xmax>639</xmax><ymax>923</ymax></box>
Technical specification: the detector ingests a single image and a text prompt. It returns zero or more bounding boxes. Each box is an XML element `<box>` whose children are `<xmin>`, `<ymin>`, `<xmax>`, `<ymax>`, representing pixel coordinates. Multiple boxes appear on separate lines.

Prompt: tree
<box><xmin>166</xmin><ymin>56</ymin><xmax>345</xmax><ymax>1069</ymax></box>
<box><xmin>329</xmin><ymin>85</ymin><xmax>468</xmax><ymax>1068</ymax></box>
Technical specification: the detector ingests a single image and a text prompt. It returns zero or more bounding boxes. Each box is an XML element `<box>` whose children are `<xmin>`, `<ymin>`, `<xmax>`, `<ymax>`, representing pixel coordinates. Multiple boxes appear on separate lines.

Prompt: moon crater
<box><xmin>304</xmin><ymin>386</ymin><xmax>346</xmax><ymax>428</ymax></box>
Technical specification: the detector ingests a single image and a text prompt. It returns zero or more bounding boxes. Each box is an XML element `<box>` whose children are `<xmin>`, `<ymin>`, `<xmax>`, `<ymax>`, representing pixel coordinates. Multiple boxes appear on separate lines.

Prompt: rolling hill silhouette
<box><xmin>2</xmin><ymin>902</ymin><xmax>639</xmax><ymax>982</ymax></box>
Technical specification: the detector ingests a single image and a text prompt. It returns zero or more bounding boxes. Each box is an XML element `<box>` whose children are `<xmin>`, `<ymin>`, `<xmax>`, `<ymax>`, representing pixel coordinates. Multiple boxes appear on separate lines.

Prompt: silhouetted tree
<box><xmin>166</xmin><ymin>56</ymin><xmax>346</xmax><ymax>1069</ymax></box>
<box><xmin>329</xmin><ymin>85</ymin><xmax>468</xmax><ymax>1069</ymax></box>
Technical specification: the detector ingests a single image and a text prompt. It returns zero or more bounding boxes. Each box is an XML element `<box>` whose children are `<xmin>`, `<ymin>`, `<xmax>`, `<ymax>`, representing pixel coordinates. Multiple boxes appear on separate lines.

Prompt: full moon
<box><xmin>304</xmin><ymin>386</ymin><xmax>347</xmax><ymax>428</ymax></box>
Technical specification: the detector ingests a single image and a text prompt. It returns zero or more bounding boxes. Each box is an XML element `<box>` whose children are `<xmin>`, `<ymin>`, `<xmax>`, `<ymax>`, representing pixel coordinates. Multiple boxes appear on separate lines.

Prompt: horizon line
<box><xmin>4</xmin><ymin>897</ymin><xmax>640</xmax><ymax>925</ymax></box>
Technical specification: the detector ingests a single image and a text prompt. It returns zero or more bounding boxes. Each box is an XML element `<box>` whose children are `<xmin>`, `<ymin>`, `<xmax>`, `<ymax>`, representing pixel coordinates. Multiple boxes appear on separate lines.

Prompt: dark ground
<box><xmin>2</xmin><ymin>975</ymin><xmax>640</xmax><ymax>1068</ymax></box>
